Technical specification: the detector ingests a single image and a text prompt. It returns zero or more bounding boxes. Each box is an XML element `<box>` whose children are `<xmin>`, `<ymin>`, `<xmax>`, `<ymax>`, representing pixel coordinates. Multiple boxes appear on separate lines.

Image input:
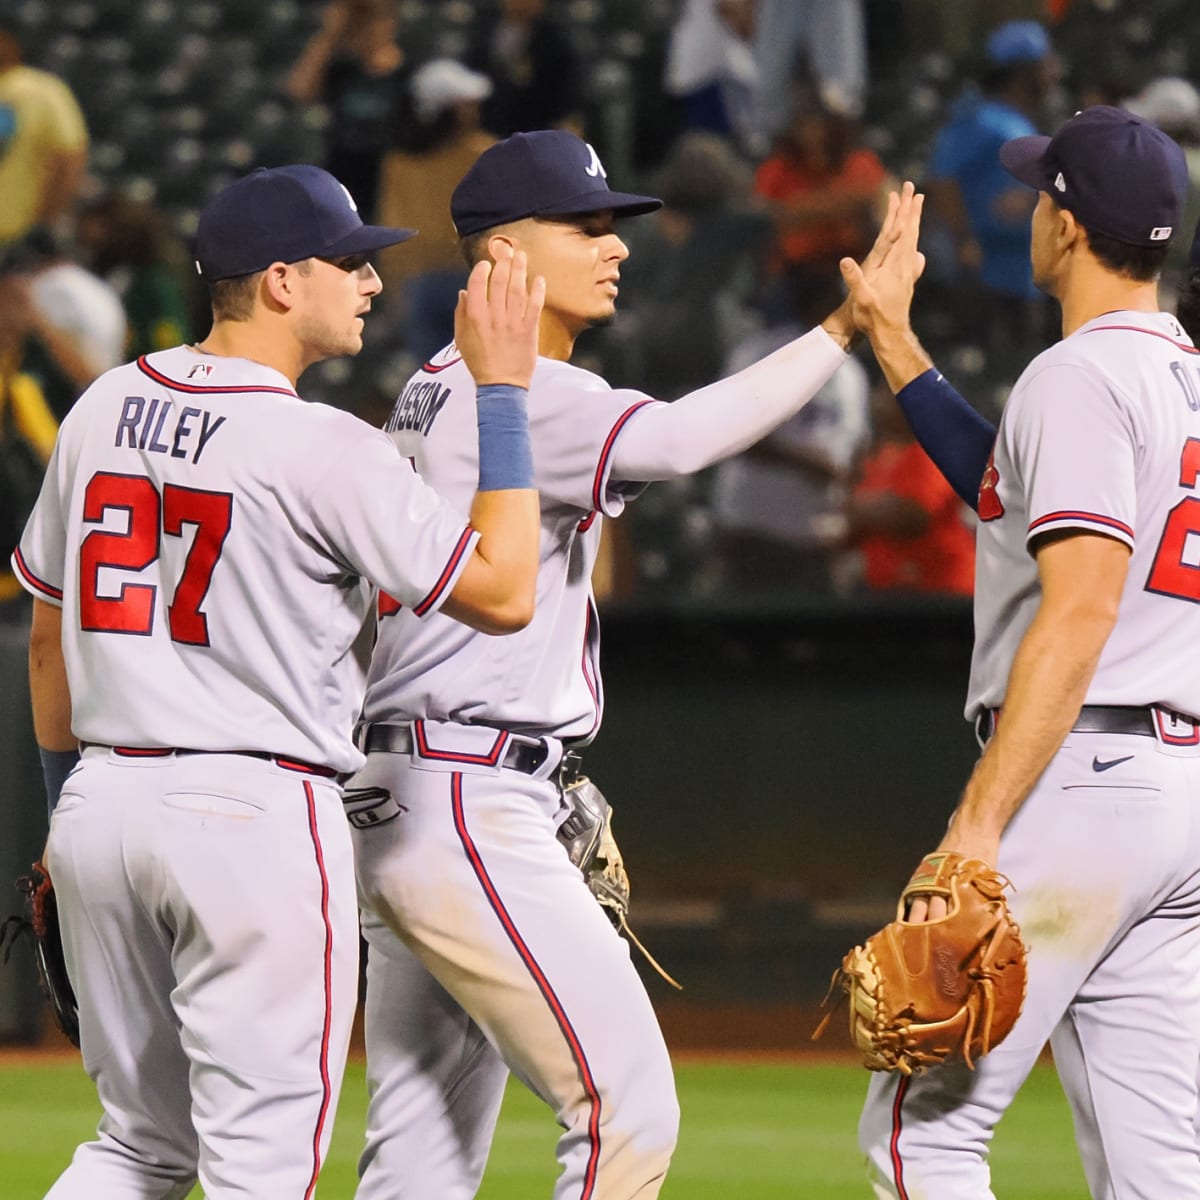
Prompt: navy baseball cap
<box><xmin>1000</xmin><ymin>106</ymin><xmax>1188</xmax><ymax>247</ymax></box>
<box><xmin>195</xmin><ymin>164</ymin><xmax>416</xmax><ymax>281</ymax></box>
<box><xmin>450</xmin><ymin>130</ymin><xmax>662</xmax><ymax>237</ymax></box>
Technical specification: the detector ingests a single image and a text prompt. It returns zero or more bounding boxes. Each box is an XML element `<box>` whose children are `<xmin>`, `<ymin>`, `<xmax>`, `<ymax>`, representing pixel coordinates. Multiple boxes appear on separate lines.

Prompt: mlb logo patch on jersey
<box><xmin>188</xmin><ymin>363</ymin><xmax>215</xmax><ymax>380</ymax></box>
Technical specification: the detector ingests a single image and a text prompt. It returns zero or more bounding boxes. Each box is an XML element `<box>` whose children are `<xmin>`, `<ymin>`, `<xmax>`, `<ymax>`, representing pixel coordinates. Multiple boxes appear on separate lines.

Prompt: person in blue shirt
<box><xmin>927</xmin><ymin>20</ymin><xmax>1060</xmax><ymax>363</ymax></box>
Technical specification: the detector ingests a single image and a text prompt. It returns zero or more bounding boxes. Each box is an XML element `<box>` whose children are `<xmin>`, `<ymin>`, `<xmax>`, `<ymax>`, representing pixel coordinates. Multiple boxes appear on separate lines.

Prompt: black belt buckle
<box><xmin>558</xmin><ymin>751</ymin><xmax>584</xmax><ymax>788</ymax></box>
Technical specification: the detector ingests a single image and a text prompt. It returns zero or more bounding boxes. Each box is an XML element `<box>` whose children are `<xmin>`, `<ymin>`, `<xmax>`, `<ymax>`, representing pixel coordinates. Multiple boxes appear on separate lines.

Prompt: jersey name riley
<box><xmin>114</xmin><ymin>396</ymin><xmax>227</xmax><ymax>465</ymax></box>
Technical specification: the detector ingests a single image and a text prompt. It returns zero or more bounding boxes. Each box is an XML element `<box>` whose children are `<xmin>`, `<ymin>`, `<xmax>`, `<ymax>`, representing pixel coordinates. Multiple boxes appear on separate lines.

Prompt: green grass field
<box><xmin>1</xmin><ymin>1056</ymin><xmax>1088</xmax><ymax>1197</ymax></box>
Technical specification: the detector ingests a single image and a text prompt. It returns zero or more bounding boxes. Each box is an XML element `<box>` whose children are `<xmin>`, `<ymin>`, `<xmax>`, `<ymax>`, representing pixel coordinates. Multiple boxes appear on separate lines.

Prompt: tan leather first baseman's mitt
<box><xmin>816</xmin><ymin>852</ymin><xmax>1027</xmax><ymax>1075</ymax></box>
<box><xmin>556</xmin><ymin>776</ymin><xmax>681</xmax><ymax>989</ymax></box>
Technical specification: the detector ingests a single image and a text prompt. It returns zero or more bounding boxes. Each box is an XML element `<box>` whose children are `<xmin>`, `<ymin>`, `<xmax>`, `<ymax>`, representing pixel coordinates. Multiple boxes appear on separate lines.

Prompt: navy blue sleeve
<box><xmin>894</xmin><ymin>369</ymin><xmax>996</xmax><ymax>511</ymax></box>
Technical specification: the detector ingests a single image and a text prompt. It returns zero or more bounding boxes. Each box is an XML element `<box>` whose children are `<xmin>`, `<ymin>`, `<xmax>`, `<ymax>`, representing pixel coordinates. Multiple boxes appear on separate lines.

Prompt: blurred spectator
<box><xmin>75</xmin><ymin>192</ymin><xmax>197</xmax><ymax>360</ymax></box>
<box><xmin>286</xmin><ymin>0</ymin><xmax>409</xmax><ymax>219</ymax></box>
<box><xmin>1123</xmin><ymin>78</ymin><xmax>1200</xmax><ymax>282</ymax></box>
<box><xmin>842</xmin><ymin>383</ymin><xmax>975</xmax><ymax>596</ymax></box>
<box><xmin>753</xmin><ymin>0</ymin><xmax>867</xmax><ymax>139</ymax></box>
<box><xmin>1177</xmin><ymin>231</ymin><xmax>1200</xmax><ymax>346</ymax></box>
<box><xmin>616</xmin><ymin>131</ymin><xmax>772</xmax><ymax>400</ymax></box>
<box><xmin>926</xmin><ymin>18</ymin><xmax>1059</xmax><ymax>368</ymax></box>
<box><xmin>664</xmin><ymin>0</ymin><xmax>761</xmax><ymax>156</ymax></box>
<box><xmin>708</xmin><ymin>271</ymin><xmax>871</xmax><ymax>596</ymax></box>
<box><xmin>0</xmin><ymin>338</ymin><xmax>57</xmax><ymax>621</ymax></box>
<box><xmin>754</xmin><ymin>87</ymin><xmax>890</xmax><ymax>299</ymax></box>
<box><xmin>0</xmin><ymin>20</ymin><xmax>88</xmax><ymax>247</ymax></box>
<box><xmin>1052</xmin><ymin>0</ymin><xmax>1137</xmax><ymax>109</ymax></box>
<box><xmin>376</xmin><ymin>59</ymin><xmax>496</xmax><ymax>363</ymax></box>
<box><xmin>467</xmin><ymin>0</ymin><xmax>583</xmax><ymax>139</ymax></box>
<box><xmin>0</xmin><ymin>230</ymin><xmax>125</xmax><ymax>420</ymax></box>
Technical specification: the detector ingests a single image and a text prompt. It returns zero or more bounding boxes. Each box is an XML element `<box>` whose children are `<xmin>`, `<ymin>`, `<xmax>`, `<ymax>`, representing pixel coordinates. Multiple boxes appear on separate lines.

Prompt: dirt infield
<box><xmin>1</xmin><ymin>999</ymin><xmax>858</xmax><ymax>1066</ymax></box>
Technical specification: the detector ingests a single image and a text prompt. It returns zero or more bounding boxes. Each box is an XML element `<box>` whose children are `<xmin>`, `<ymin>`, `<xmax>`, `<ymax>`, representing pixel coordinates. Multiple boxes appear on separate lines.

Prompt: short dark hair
<box><xmin>459</xmin><ymin>230</ymin><xmax>490</xmax><ymax>268</ymax></box>
<box><xmin>208</xmin><ymin>259</ymin><xmax>315</xmax><ymax>321</ymax></box>
<box><xmin>1082</xmin><ymin>226</ymin><xmax>1169</xmax><ymax>282</ymax></box>
<box><xmin>208</xmin><ymin>273</ymin><xmax>261</xmax><ymax>322</ymax></box>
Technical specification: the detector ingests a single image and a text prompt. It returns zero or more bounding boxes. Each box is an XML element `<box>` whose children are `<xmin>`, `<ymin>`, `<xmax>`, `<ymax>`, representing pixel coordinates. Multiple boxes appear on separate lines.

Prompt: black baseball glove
<box><xmin>0</xmin><ymin>861</ymin><xmax>80</xmax><ymax>1046</ymax></box>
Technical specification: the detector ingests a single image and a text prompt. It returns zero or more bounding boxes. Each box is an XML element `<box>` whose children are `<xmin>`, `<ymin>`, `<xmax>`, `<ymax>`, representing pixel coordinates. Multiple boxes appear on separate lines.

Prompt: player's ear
<box><xmin>1057</xmin><ymin>207</ymin><xmax>1081</xmax><ymax>253</ymax></box>
<box><xmin>485</xmin><ymin>232</ymin><xmax>518</xmax><ymax>265</ymax></box>
<box><xmin>261</xmin><ymin>261</ymin><xmax>298</xmax><ymax>312</ymax></box>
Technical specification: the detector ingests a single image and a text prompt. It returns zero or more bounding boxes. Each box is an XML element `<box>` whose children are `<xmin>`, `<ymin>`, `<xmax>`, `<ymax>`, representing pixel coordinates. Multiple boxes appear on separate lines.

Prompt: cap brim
<box><xmin>322</xmin><ymin>223</ymin><xmax>418</xmax><ymax>257</ymax></box>
<box><xmin>536</xmin><ymin>188</ymin><xmax>663</xmax><ymax>220</ymax></box>
<box><xmin>998</xmin><ymin>134</ymin><xmax>1052</xmax><ymax>189</ymax></box>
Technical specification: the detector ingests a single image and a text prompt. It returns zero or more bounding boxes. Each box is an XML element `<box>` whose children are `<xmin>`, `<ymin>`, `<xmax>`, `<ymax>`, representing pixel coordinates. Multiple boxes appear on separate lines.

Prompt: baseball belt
<box><xmin>976</xmin><ymin>704</ymin><xmax>1159</xmax><ymax>744</ymax></box>
<box><xmin>83</xmin><ymin>744</ymin><xmax>344</xmax><ymax>778</ymax></box>
<box><xmin>356</xmin><ymin>723</ymin><xmax>552</xmax><ymax>775</ymax></box>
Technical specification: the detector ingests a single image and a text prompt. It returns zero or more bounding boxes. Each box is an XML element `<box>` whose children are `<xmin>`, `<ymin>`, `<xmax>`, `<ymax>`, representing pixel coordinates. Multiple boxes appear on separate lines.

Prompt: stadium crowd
<box><xmin>3</xmin><ymin>0</ymin><xmax>1200</xmax><ymax>610</ymax></box>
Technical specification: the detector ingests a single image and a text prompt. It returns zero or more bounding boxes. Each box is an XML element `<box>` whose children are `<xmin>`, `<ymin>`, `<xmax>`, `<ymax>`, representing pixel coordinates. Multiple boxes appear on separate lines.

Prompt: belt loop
<box><xmin>1152</xmin><ymin>707</ymin><xmax>1200</xmax><ymax>747</ymax></box>
<box><xmin>530</xmin><ymin>737</ymin><xmax>564</xmax><ymax>782</ymax></box>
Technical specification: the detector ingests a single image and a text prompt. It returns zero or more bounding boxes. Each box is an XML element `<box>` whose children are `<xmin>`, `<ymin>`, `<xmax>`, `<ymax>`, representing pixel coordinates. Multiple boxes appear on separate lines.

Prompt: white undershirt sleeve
<box><xmin>609</xmin><ymin>326</ymin><xmax>848</xmax><ymax>482</ymax></box>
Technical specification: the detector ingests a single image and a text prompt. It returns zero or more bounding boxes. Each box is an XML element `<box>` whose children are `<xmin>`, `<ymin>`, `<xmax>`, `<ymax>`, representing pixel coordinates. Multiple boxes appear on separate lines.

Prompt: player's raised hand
<box><xmin>840</xmin><ymin>182</ymin><xmax>927</xmax><ymax>341</ymax></box>
<box><xmin>455</xmin><ymin>247</ymin><xmax>546</xmax><ymax>390</ymax></box>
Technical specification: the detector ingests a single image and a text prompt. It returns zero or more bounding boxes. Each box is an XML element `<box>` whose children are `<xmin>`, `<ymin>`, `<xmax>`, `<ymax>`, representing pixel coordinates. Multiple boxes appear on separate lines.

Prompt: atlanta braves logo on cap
<box><xmin>450</xmin><ymin>130</ymin><xmax>661</xmax><ymax>237</ymax></box>
<box><xmin>584</xmin><ymin>143</ymin><xmax>607</xmax><ymax>179</ymax></box>
<box><xmin>194</xmin><ymin>164</ymin><xmax>414</xmax><ymax>281</ymax></box>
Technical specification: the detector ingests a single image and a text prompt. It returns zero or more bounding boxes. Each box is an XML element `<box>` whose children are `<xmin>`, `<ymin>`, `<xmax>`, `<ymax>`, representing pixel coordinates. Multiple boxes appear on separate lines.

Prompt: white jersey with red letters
<box><xmin>967</xmin><ymin>309</ymin><xmax>1200</xmax><ymax>720</ymax></box>
<box><xmin>351</xmin><ymin>329</ymin><xmax>852</xmax><ymax>1200</ymax></box>
<box><xmin>13</xmin><ymin>344</ymin><xmax>478</xmax><ymax>774</ymax></box>
<box><xmin>362</xmin><ymin>342</ymin><xmax>661</xmax><ymax>741</ymax></box>
<box><xmin>861</xmin><ymin>314</ymin><xmax>1200</xmax><ymax>1200</ymax></box>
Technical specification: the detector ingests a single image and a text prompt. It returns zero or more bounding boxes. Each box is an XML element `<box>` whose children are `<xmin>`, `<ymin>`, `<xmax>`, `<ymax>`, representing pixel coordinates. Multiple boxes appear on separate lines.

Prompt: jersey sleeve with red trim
<box><xmin>528</xmin><ymin>362</ymin><xmax>660</xmax><ymax>517</ymax></box>
<box><xmin>1004</xmin><ymin>361</ymin><xmax>1139</xmax><ymax>551</ymax></box>
<box><xmin>12</xmin><ymin>437</ymin><xmax>67</xmax><ymax>606</ymax></box>
<box><xmin>307</xmin><ymin>419</ymin><xmax>479</xmax><ymax>618</ymax></box>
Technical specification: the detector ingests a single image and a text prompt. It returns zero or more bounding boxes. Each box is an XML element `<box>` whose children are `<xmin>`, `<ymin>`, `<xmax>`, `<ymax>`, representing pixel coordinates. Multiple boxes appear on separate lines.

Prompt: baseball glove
<box><xmin>0</xmin><ymin>861</ymin><xmax>80</xmax><ymax>1047</ymax></box>
<box><xmin>556</xmin><ymin>776</ymin><xmax>681</xmax><ymax>989</ymax></box>
<box><xmin>815</xmin><ymin>852</ymin><xmax>1026</xmax><ymax>1075</ymax></box>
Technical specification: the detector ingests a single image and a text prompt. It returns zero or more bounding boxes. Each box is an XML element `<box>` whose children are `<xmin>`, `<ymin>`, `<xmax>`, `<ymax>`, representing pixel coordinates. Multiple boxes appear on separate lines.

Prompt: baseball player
<box><xmin>842</xmin><ymin>107</ymin><xmax>1200</xmax><ymax>1198</ymax></box>
<box><xmin>345</xmin><ymin>130</ymin><xmax>923</xmax><ymax>1199</ymax></box>
<box><xmin>14</xmin><ymin>163</ymin><xmax>544</xmax><ymax>1198</ymax></box>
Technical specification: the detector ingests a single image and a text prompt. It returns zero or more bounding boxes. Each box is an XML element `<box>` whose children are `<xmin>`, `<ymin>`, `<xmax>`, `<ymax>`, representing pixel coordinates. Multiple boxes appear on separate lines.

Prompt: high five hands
<box><xmin>454</xmin><ymin>247</ymin><xmax>547</xmax><ymax>390</ymax></box>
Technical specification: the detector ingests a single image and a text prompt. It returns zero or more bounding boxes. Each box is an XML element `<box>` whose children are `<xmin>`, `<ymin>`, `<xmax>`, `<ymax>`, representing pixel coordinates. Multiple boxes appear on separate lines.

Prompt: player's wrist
<box><xmin>476</xmin><ymin>384</ymin><xmax>534</xmax><ymax>492</ymax></box>
<box><xmin>39</xmin><ymin>745</ymin><xmax>80</xmax><ymax>821</ymax></box>
<box><xmin>819</xmin><ymin>306</ymin><xmax>860</xmax><ymax>353</ymax></box>
<box><xmin>870</xmin><ymin>325</ymin><xmax>930</xmax><ymax>393</ymax></box>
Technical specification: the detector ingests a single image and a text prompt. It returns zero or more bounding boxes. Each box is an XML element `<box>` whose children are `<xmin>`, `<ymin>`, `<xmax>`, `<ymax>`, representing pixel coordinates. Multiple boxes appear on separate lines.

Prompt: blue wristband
<box><xmin>476</xmin><ymin>384</ymin><xmax>534</xmax><ymax>492</ymax></box>
<box><xmin>40</xmin><ymin>746</ymin><xmax>80</xmax><ymax>821</ymax></box>
<box><xmin>894</xmin><ymin>368</ymin><xmax>997</xmax><ymax>511</ymax></box>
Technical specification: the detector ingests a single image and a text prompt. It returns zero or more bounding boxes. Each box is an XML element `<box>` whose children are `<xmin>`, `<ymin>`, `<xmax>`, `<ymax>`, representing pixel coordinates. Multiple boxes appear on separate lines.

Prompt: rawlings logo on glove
<box><xmin>816</xmin><ymin>852</ymin><xmax>1027</xmax><ymax>1075</ymax></box>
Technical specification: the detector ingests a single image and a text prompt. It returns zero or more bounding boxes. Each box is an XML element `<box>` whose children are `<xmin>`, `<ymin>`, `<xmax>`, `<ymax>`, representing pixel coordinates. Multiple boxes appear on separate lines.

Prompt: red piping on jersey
<box><xmin>422</xmin><ymin>353</ymin><xmax>463</xmax><ymax>373</ymax></box>
<box><xmin>592</xmin><ymin>400</ymin><xmax>655</xmax><ymax>512</ymax></box>
<box><xmin>413</xmin><ymin>720</ymin><xmax>510</xmax><ymax>766</ymax></box>
<box><xmin>136</xmin><ymin>356</ymin><xmax>298</xmax><ymax>396</ymax></box>
<box><xmin>413</xmin><ymin>526</ymin><xmax>474</xmax><ymax>617</ymax></box>
<box><xmin>1083</xmin><ymin>325</ymin><xmax>1200</xmax><ymax>355</ymax></box>
<box><xmin>11</xmin><ymin>546</ymin><xmax>63</xmax><ymax>600</ymax></box>
<box><xmin>303</xmin><ymin>779</ymin><xmax>335</xmax><ymax>1200</ymax></box>
<box><xmin>450</xmin><ymin>772</ymin><xmax>603</xmax><ymax>1198</ymax></box>
<box><xmin>890</xmin><ymin>1074</ymin><xmax>911</xmax><ymax>1199</ymax></box>
<box><xmin>1028</xmin><ymin>510</ymin><xmax>1134</xmax><ymax>540</ymax></box>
